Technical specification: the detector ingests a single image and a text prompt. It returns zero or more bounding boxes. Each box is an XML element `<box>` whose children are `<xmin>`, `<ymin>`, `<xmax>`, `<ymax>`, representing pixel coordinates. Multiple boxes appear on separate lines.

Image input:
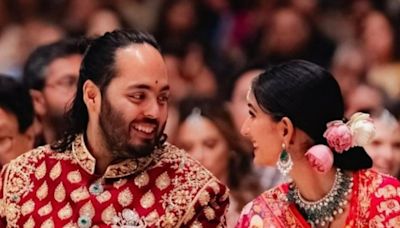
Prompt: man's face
<box><xmin>0</xmin><ymin>108</ymin><xmax>33</xmax><ymax>165</ymax></box>
<box><xmin>99</xmin><ymin>44</ymin><xmax>169</xmax><ymax>159</ymax></box>
<box><xmin>42</xmin><ymin>54</ymin><xmax>82</xmax><ymax>135</ymax></box>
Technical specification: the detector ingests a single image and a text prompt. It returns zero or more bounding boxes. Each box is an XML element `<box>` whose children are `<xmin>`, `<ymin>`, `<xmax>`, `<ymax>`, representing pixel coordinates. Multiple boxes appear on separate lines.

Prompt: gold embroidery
<box><xmin>145</xmin><ymin>210</ymin><xmax>160</xmax><ymax>225</ymax></box>
<box><xmin>23</xmin><ymin>216</ymin><xmax>35</xmax><ymax>228</ymax></box>
<box><xmin>135</xmin><ymin>171</ymin><xmax>150</xmax><ymax>188</ymax></box>
<box><xmin>388</xmin><ymin>216</ymin><xmax>400</xmax><ymax>227</ymax></box>
<box><xmin>35</xmin><ymin>161</ymin><xmax>46</xmax><ymax>180</ymax></box>
<box><xmin>141</xmin><ymin>190</ymin><xmax>155</xmax><ymax>209</ymax></box>
<box><xmin>377</xmin><ymin>199</ymin><xmax>400</xmax><ymax>216</ymax></box>
<box><xmin>50</xmin><ymin>161</ymin><xmax>62</xmax><ymax>180</ymax></box>
<box><xmin>209</xmin><ymin>180</ymin><xmax>220</xmax><ymax>194</ymax></box>
<box><xmin>72</xmin><ymin>134</ymin><xmax>96</xmax><ymax>175</ymax></box>
<box><xmin>118</xmin><ymin>188</ymin><xmax>133</xmax><ymax>207</ymax></box>
<box><xmin>101</xmin><ymin>204</ymin><xmax>117</xmax><ymax>224</ymax></box>
<box><xmin>369</xmin><ymin>214</ymin><xmax>385</xmax><ymax>227</ymax></box>
<box><xmin>55</xmin><ymin>182</ymin><xmax>66</xmax><ymax>202</ymax></box>
<box><xmin>62</xmin><ymin>222</ymin><xmax>77</xmax><ymax>228</ymax></box>
<box><xmin>36</xmin><ymin>181</ymin><xmax>48</xmax><ymax>200</ymax></box>
<box><xmin>67</xmin><ymin>170</ymin><xmax>82</xmax><ymax>183</ymax></box>
<box><xmin>204</xmin><ymin>206</ymin><xmax>216</xmax><ymax>221</ymax></box>
<box><xmin>156</xmin><ymin>171</ymin><xmax>170</xmax><ymax>191</ymax></box>
<box><xmin>79</xmin><ymin>201</ymin><xmax>95</xmax><ymax>218</ymax></box>
<box><xmin>113</xmin><ymin>178</ymin><xmax>127</xmax><ymax>189</ymax></box>
<box><xmin>40</xmin><ymin>217</ymin><xmax>55</xmax><ymax>228</ymax></box>
<box><xmin>58</xmin><ymin>203</ymin><xmax>73</xmax><ymax>220</ymax></box>
<box><xmin>96</xmin><ymin>190</ymin><xmax>112</xmax><ymax>204</ymax></box>
<box><xmin>104</xmin><ymin>159</ymin><xmax>138</xmax><ymax>178</ymax></box>
<box><xmin>5</xmin><ymin>203</ymin><xmax>21</xmax><ymax>226</ymax></box>
<box><xmin>190</xmin><ymin>221</ymin><xmax>203</xmax><ymax>228</ymax></box>
<box><xmin>183</xmin><ymin>207</ymin><xmax>196</xmax><ymax>224</ymax></box>
<box><xmin>71</xmin><ymin>186</ymin><xmax>90</xmax><ymax>203</ymax></box>
<box><xmin>249</xmin><ymin>215</ymin><xmax>264</xmax><ymax>228</ymax></box>
<box><xmin>21</xmin><ymin>199</ymin><xmax>35</xmax><ymax>216</ymax></box>
<box><xmin>375</xmin><ymin>184</ymin><xmax>398</xmax><ymax>199</ymax></box>
<box><xmin>198</xmin><ymin>191</ymin><xmax>211</xmax><ymax>206</ymax></box>
<box><xmin>38</xmin><ymin>202</ymin><xmax>52</xmax><ymax>216</ymax></box>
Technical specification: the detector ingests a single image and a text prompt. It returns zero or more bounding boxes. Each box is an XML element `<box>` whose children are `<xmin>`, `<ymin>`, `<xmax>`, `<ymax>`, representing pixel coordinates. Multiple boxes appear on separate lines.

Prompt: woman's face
<box><xmin>176</xmin><ymin>116</ymin><xmax>229</xmax><ymax>179</ymax></box>
<box><xmin>241</xmin><ymin>91</ymin><xmax>282</xmax><ymax>166</ymax></box>
<box><xmin>365</xmin><ymin>119</ymin><xmax>400</xmax><ymax>176</ymax></box>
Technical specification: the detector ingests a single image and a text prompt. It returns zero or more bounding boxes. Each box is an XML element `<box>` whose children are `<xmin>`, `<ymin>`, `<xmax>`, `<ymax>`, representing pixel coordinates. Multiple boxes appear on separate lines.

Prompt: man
<box><xmin>23</xmin><ymin>38</ymin><xmax>83</xmax><ymax>145</ymax></box>
<box><xmin>0</xmin><ymin>75</ymin><xmax>35</xmax><ymax>167</ymax></box>
<box><xmin>0</xmin><ymin>30</ymin><xmax>228</xmax><ymax>227</ymax></box>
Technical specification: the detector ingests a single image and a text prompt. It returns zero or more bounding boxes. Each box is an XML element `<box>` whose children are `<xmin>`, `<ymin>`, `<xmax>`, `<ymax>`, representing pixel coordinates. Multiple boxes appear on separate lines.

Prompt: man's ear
<box><xmin>279</xmin><ymin>117</ymin><xmax>295</xmax><ymax>145</ymax></box>
<box><xmin>30</xmin><ymin>90</ymin><xmax>46</xmax><ymax>117</ymax></box>
<box><xmin>83</xmin><ymin>80</ymin><xmax>101</xmax><ymax>114</ymax></box>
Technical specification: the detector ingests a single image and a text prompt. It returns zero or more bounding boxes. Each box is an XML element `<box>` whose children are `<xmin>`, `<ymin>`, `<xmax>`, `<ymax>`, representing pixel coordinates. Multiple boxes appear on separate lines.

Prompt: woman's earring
<box><xmin>277</xmin><ymin>143</ymin><xmax>293</xmax><ymax>176</ymax></box>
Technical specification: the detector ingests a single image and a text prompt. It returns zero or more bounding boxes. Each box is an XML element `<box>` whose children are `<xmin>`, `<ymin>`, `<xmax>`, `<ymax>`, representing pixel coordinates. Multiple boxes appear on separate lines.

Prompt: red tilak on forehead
<box><xmin>155</xmin><ymin>80</ymin><xmax>158</xmax><ymax>84</ymax></box>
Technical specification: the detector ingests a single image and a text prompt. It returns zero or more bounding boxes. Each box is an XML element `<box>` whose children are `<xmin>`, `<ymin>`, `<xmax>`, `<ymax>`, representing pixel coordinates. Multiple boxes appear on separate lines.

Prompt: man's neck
<box><xmin>85</xmin><ymin>127</ymin><xmax>114</xmax><ymax>176</ymax></box>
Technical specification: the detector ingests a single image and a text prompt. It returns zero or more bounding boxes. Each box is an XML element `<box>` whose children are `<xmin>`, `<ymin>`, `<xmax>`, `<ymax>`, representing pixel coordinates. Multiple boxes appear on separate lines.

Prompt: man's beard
<box><xmin>99</xmin><ymin>97</ymin><xmax>166</xmax><ymax>160</ymax></box>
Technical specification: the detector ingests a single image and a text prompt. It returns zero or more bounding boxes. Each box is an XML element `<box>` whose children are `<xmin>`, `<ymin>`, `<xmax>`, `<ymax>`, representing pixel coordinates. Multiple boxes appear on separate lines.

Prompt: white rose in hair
<box><xmin>348</xmin><ymin>112</ymin><xmax>375</xmax><ymax>146</ymax></box>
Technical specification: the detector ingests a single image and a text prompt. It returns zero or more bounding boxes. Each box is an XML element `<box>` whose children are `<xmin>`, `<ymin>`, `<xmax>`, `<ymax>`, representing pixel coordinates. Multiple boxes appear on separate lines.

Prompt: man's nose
<box><xmin>144</xmin><ymin>99</ymin><xmax>160</xmax><ymax>119</ymax></box>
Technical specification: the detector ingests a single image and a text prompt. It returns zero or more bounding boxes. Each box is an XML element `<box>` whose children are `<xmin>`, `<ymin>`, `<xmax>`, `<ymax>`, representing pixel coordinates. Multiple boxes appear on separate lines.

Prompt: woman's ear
<box><xmin>279</xmin><ymin>117</ymin><xmax>295</xmax><ymax>145</ymax></box>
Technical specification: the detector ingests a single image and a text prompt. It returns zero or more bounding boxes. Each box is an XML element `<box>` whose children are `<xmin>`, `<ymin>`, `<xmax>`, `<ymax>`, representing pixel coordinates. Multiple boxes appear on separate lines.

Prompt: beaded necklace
<box><xmin>287</xmin><ymin>168</ymin><xmax>353</xmax><ymax>227</ymax></box>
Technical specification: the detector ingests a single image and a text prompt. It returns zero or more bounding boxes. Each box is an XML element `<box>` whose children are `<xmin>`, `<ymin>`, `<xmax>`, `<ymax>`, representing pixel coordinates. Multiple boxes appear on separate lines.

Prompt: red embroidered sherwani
<box><xmin>0</xmin><ymin>134</ymin><xmax>229</xmax><ymax>227</ymax></box>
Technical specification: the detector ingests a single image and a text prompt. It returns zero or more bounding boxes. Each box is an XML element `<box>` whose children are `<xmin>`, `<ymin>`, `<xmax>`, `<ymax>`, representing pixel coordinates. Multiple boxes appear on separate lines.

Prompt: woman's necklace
<box><xmin>287</xmin><ymin>168</ymin><xmax>353</xmax><ymax>227</ymax></box>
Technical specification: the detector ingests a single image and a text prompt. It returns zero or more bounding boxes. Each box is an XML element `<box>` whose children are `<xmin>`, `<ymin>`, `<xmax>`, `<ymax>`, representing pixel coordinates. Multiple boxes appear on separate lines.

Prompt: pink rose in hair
<box><xmin>323</xmin><ymin>120</ymin><xmax>353</xmax><ymax>153</ymax></box>
<box><xmin>305</xmin><ymin>145</ymin><xmax>333</xmax><ymax>173</ymax></box>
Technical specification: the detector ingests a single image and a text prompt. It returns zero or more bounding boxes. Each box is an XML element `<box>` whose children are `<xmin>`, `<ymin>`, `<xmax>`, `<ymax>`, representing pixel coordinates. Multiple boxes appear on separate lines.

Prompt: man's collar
<box><xmin>71</xmin><ymin>134</ymin><xmax>160</xmax><ymax>178</ymax></box>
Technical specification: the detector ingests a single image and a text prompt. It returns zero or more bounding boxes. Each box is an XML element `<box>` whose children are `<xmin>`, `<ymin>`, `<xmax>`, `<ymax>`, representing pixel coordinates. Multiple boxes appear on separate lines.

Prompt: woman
<box><xmin>236</xmin><ymin>60</ymin><xmax>400</xmax><ymax>227</ymax></box>
<box><xmin>175</xmin><ymin>97</ymin><xmax>262</xmax><ymax>227</ymax></box>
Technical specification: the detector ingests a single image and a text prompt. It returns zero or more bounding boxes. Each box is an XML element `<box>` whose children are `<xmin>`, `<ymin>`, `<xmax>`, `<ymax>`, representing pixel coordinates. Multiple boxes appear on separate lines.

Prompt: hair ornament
<box><xmin>306</xmin><ymin>112</ymin><xmax>375</xmax><ymax>173</ymax></box>
<box><xmin>323</xmin><ymin>112</ymin><xmax>375</xmax><ymax>153</ymax></box>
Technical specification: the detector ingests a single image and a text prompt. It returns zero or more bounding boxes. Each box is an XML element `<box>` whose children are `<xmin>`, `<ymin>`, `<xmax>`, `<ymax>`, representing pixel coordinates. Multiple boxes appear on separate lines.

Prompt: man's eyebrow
<box><xmin>127</xmin><ymin>84</ymin><xmax>170</xmax><ymax>92</ymax></box>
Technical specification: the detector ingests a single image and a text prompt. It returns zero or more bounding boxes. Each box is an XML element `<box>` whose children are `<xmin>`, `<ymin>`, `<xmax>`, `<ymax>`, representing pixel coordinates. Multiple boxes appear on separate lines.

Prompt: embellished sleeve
<box><xmin>235</xmin><ymin>202</ymin><xmax>254</xmax><ymax>228</ymax></box>
<box><xmin>0</xmin><ymin>164</ymin><xmax>8</xmax><ymax>226</ymax></box>
<box><xmin>181</xmin><ymin>179</ymin><xmax>229</xmax><ymax>227</ymax></box>
<box><xmin>368</xmin><ymin>175</ymin><xmax>400</xmax><ymax>227</ymax></box>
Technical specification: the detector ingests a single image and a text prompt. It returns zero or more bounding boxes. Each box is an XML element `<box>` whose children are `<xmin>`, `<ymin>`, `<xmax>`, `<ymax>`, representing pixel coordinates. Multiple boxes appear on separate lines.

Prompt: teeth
<box><xmin>133</xmin><ymin>124</ymin><xmax>155</xmax><ymax>134</ymax></box>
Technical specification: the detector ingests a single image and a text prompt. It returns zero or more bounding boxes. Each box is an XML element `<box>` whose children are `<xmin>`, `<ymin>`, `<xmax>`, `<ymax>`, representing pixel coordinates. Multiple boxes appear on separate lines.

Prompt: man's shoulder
<box><xmin>157</xmin><ymin>143</ymin><xmax>215</xmax><ymax>178</ymax></box>
<box><xmin>7</xmin><ymin>145</ymin><xmax>72</xmax><ymax>170</ymax></box>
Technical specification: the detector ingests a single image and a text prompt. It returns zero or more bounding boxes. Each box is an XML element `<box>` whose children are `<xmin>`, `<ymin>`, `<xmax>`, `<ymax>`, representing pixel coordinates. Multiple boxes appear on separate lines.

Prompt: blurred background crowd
<box><xmin>1</xmin><ymin>0</ymin><xmax>400</xmax><ymax>225</ymax></box>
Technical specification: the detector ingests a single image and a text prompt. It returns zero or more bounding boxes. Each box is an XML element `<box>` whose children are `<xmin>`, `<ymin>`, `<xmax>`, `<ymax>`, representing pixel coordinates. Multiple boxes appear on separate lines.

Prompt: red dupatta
<box><xmin>236</xmin><ymin>169</ymin><xmax>400</xmax><ymax>228</ymax></box>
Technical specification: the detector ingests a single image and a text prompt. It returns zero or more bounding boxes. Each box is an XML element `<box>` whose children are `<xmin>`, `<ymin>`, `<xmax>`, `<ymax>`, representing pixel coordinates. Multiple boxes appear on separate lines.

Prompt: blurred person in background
<box><xmin>0</xmin><ymin>75</ymin><xmax>34</xmax><ymax>167</ymax></box>
<box><xmin>365</xmin><ymin>110</ymin><xmax>400</xmax><ymax>178</ymax></box>
<box><xmin>175</xmin><ymin>97</ymin><xmax>262</xmax><ymax>227</ymax></box>
<box><xmin>361</xmin><ymin>10</ymin><xmax>400</xmax><ymax>99</ymax></box>
<box><xmin>251</xmin><ymin>6</ymin><xmax>335</xmax><ymax>68</ymax></box>
<box><xmin>86</xmin><ymin>8</ymin><xmax>123</xmax><ymax>37</ymax></box>
<box><xmin>344</xmin><ymin>83</ymin><xmax>386</xmax><ymax>118</ymax></box>
<box><xmin>23</xmin><ymin>38</ymin><xmax>83</xmax><ymax>145</ymax></box>
<box><xmin>163</xmin><ymin>42</ymin><xmax>217</xmax><ymax>103</ymax></box>
<box><xmin>331</xmin><ymin>43</ymin><xmax>366</xmax><ymax>99</ymax></box>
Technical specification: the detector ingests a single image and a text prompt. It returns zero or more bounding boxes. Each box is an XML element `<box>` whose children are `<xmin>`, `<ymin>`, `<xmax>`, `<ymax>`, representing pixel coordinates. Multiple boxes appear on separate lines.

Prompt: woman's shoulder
<box><xmin>240</xmin><ymin>183</ymin><xmax>290</xmax><ymax>216</ymax></box>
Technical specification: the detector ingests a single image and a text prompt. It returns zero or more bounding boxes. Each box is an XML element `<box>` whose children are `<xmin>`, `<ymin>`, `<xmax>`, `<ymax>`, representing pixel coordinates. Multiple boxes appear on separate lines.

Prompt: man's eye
<box><xmin>158</xmin><ymin>95</ymin><xmax>169</xmax><ymax>103</ymax></box>
<box><xmin>248</xmin><ymin>110</ymin><xmax>255</xmax><ymax>118</ymax></box>
<box><xmin>130</xmin><ymin>93</ymin><xmax>146</xmax><ymax>100</ymax></box>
